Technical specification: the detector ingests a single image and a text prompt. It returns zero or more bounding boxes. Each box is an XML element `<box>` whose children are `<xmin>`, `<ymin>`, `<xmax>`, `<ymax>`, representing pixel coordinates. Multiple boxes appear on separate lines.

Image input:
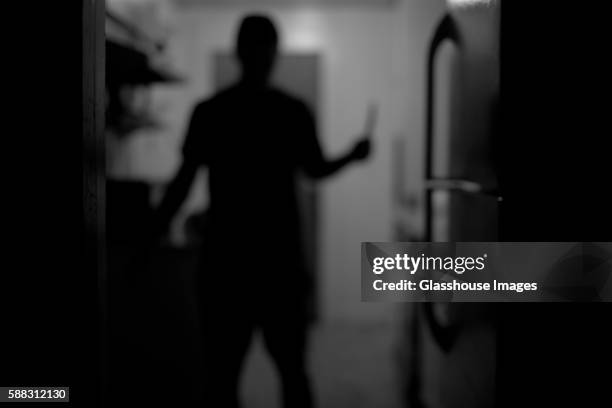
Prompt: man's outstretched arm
<box><xmin>299</xmin><ymin>102</ymin><xmax>372</xmax><ymax>179</ymax></box>
<box><xmin>154</xmin><ymin>159</ymin><xmax>199</xmax><ymax>236</ymax></box>
<box><xmin>303</xmin><ymin>138</ymin><xmax>371</xmax><ymax>179</ymax></box>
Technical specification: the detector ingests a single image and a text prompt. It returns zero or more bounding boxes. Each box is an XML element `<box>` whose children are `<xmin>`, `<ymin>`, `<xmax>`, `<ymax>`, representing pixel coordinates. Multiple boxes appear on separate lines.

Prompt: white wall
<box><xmin>120</xmin><ymin>0</ymin><xmax>448</xmax><ymax>323</ymax></box>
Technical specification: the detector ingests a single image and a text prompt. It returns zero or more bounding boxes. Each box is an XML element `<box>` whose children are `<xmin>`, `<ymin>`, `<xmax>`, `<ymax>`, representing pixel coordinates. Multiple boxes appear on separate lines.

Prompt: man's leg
<box><xmin>200</xmin><ymin>300</ymin><xmax>254</xmax><ymax>408</ymax></box>
<box><xmin>261</xmin><ymin>316</ymin><xmax>313</xmax><ymax>408</ymax></box>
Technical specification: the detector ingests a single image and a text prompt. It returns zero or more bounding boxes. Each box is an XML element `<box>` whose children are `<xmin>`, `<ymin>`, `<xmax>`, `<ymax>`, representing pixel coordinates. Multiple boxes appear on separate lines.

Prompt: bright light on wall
<box><xmin>283</xmin><ymin>8</ymin><xmax>324</xmax><ymax>51</ymax></box>
<box><xmin>447</xmin><ymin>0</ymin><xmax>495</xmax><ymax>8</ymax></box>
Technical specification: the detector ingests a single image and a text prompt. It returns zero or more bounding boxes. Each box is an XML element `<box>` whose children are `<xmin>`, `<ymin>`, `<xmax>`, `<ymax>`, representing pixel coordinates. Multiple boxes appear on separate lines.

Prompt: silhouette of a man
<box><xmin>157</xmin><ymin>14</ymin><xmax>371</xmax><ymax>408</ymax></box>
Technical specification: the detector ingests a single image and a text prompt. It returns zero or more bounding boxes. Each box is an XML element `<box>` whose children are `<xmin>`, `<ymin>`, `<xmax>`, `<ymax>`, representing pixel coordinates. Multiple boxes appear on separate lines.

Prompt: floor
<box><xmin>242</xmin><ymin>321</ymin><xmax>403</xmax><ymax>408</ymax></box>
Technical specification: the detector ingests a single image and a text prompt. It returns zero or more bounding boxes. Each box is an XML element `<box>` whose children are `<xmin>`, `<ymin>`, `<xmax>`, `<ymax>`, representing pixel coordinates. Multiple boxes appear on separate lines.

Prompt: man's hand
<box><xmin>147</xmin><ymin>213</ymin><xmax>172</xmax><ymax>248</ymax></box>
<box><xmin>351</xmin><ymin>138</ymin><xmax>372</xmax><ymax>161</ymax></box>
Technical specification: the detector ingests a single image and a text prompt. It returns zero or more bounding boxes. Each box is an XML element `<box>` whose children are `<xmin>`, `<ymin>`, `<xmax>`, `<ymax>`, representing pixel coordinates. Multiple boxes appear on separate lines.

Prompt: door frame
<box><xmin>83</xmin><ymin>0</ymin><xmax>107</xmax><ymax>405</ymax></box>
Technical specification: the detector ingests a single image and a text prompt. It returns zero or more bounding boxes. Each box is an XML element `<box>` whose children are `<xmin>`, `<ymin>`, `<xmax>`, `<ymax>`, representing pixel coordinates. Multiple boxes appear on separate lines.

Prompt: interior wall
<box><xmin>120</xmin><ymin>0</ymin><xmax>447</xmax><ymax>323</ymax></box>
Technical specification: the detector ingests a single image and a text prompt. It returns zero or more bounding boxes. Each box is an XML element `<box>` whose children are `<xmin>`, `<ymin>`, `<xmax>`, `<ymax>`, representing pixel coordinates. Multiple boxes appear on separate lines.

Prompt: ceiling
<box><xmin>173</xmin><ymin>0</ymin><xmax>399</xmax><ymax>8</ymax></box>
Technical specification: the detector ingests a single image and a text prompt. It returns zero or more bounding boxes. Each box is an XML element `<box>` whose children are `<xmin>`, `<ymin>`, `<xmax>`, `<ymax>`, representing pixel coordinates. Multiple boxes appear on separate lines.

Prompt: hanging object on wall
<box><xmin>105</xmin><ymin>0</ymin><xmax>183</xmax><ymax>137</ymax></box>
<box><xmin>105</xmin><ymin>39</ymin><xmax>182</xmax><ymax>136</ymax></box>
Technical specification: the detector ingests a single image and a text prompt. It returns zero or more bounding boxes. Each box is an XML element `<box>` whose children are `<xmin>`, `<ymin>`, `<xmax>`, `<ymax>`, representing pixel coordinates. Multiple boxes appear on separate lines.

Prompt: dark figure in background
<box><xmin>156</xmin><ymin>15</ymin><xmax>371</xmax><ymax>408</ymax></box>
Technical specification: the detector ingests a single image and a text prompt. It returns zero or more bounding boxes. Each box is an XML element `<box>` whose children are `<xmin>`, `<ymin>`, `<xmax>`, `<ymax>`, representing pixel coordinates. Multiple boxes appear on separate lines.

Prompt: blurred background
<box><xmin>103</xmin><ymin>0</ymin><xmax>500</xmax><ymax>407</ymax></box>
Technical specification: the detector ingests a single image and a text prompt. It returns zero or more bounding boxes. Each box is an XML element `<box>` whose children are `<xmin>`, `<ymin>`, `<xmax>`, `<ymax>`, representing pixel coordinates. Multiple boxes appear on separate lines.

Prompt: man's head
<box><xmin>236</xmin><ymin>14</ymin><xmax>279</xmax><ymax>86</ymax></box>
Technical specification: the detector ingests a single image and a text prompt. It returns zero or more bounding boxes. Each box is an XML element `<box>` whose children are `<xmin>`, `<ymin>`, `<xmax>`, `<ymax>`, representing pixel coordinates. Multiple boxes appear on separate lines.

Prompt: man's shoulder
<box><xmin>196</xmin><ymin>83</ymin><xmax>258</xmax><ymax>111</ymax></box>
<box><xmin>268</xmin><ymin>87</ymin><xmax>313</xmax><ymax>119</ymax></box>
<box><xmin>269</xmin><ymin>87</ymin><xmax>307</xmax><ymax>107</ymax></box>
<box><xmin>193</xmin><ymin>86</ymin><xmax>236</xmax><ymax>110</ymax></box>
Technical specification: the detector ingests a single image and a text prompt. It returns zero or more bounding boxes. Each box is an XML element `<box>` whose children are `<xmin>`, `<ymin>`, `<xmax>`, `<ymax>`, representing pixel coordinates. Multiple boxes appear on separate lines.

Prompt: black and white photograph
<box><xmin>2</xmin><ymin>0</ymin><xmax>612</xmax><ymax>407</ymax></box>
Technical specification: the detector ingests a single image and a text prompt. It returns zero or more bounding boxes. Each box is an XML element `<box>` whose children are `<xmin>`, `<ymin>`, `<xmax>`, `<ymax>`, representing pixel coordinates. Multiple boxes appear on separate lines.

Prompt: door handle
<box><xmin>425</xmin><ymin>178</ymin><xmax>502</xmax><ymax>200</ymax></box>
<box><xmin>424</xmin><ymin>14</ymin><xmax>462</xmax><ymax>242</ymax></box>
